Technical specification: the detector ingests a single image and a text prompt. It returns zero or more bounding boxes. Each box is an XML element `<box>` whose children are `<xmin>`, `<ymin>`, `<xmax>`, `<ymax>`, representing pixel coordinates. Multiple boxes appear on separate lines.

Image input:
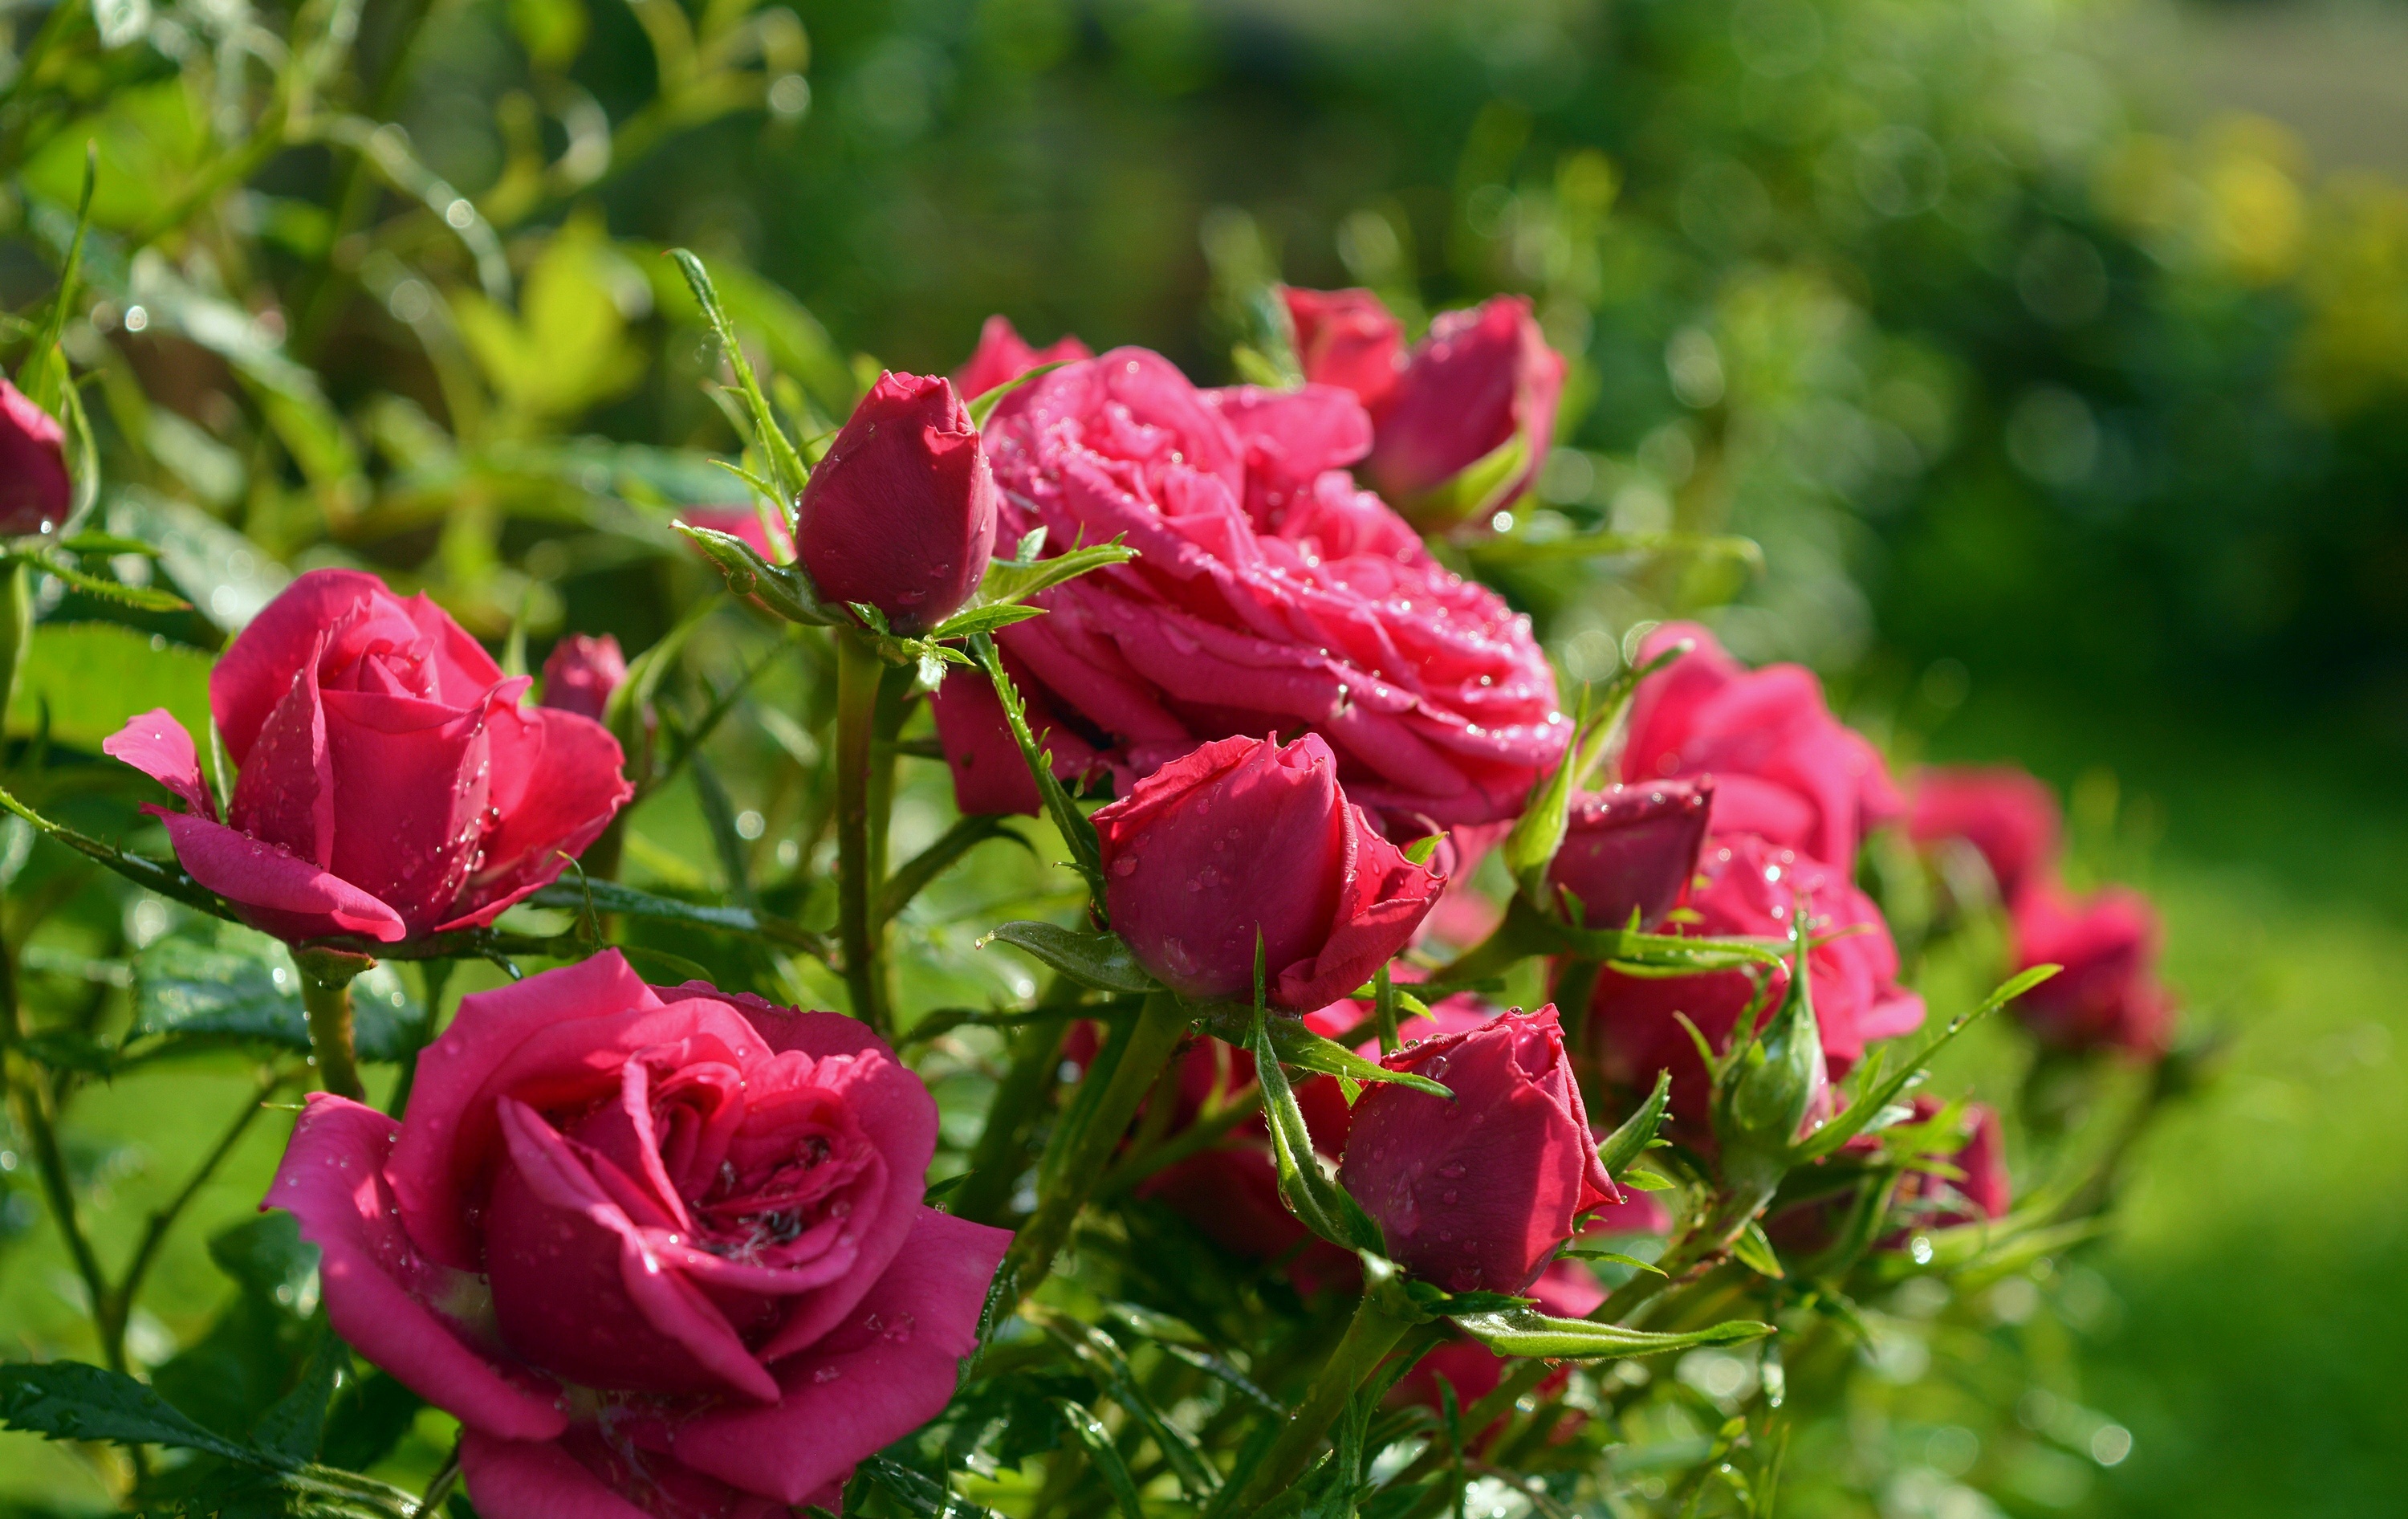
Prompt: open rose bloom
<box><xmin>104</xmin><ymin>569</ymin><xmax>631</xmax><ymax>944</ymax></box>
<box><xmin>270</xmin><ymin>954</ymin><xmax>1010</xmax><ymax>1517</ymax></box>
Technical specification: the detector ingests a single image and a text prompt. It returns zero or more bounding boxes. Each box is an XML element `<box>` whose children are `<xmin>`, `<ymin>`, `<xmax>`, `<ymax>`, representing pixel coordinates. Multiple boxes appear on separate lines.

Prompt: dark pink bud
<box><xmin>0</xmin><ymin>379</ymin><xmax>73</xmax><ymax>537</ymax></box>
<box><xmin>2009</xmin><ymin>882</ymin><xmax>2173</xmax><ymax>1055</ymax></box>
<box><xmin>1365</xmin><ymin>296</ymin><xmax>1565</xmax><ymax>526</ymax></box>
<box><xmin>1093</xmin><ymin>733</ymin><xmax>1442</xmax><ymax>1010</ymax></box>
<box><xmin>539</xmin><ymin>634</ymin><xmax>627</xmax><ymax>724</ymax></box>
<box><xmin>954</xmin><ymin>315</ymin><xmax>1092</xmax><ymax>400</ymax></box>
<box><xmin>1338</xmin><ymin>1004</ymin><xmax>1617</xmax><ymax>1294</ymax></box>
<box><xmin>1280</xmin><ymin>287</ymin><xmax>1404</xmax><ymax>413</ymax></box>
<box><xmin>1908</xmin><ymin>765</ymin><xmax>2062</xmax><ymax>905</ymax></box>
<box><xmin>795</xmin><ymin>373</ymin><xmax>998</xmax><ymax>634</ymax></box>
<box><xmin>1548</xmin><ymin>779</ymin><xmax>1714</xmax><ymax>930</ymax></box>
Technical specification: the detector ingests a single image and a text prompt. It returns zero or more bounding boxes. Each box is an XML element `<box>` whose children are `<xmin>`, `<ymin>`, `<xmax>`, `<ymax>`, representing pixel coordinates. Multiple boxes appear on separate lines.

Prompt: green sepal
<box><xmin>675</xmin><ymin>521</ymin><xmax>844</xmax><ymax>627</ymax></box>
<box><xmin>1597</xmin><ymin>1068</ymin><xmax>1673</xmax><ymax>1177</ymax></box>
<box><xmin>969</xmin><ymin>631</ymin><xmax>1106</xmax><ymax>904</ymax></box>
<box><xmin>1444</xmin><ymin>1306</ymin><xmax>1772</xmax><ymax>1361</ymax></box>
<box><xmin>1196</xmin><ymin>1003</ymin><xmax>1450</xmax><ymax>1098</ymax></box>
<box><xmin>1249</xmin><ymin>999</ymin><xmax>1386</xmax><ymax>1255</ymax></box>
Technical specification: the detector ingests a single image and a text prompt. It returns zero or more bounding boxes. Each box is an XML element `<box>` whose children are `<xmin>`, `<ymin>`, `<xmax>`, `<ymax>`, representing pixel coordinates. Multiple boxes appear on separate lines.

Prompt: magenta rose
<box><xmin>1095</xmin><ymin>732</ymin><xmax>1442</xmax><ymax>1009</ymax></box>
<box><xmin>102</xmin><ymin>569</ymin><xmax>630</xmax><ymax>945</ymax></box>
<box><xmin>1908</xmin><ymin>765</ymin><xmax>2062</xmax><ymax>905</ymax></box>
<box><xmin>1621</xmin><ymin>623</ymin><xmax>1902</xmax><ymax>876</ymax></box>
<box><xmin>1361</xmin><ymin>296</ymin><xmax>1565</xmax><ymax>527</ymax></box>
<box><xmin>795</xmin><ymin>372</ymin><xmax>998</xmax><ymax>634</ymax></box>
<box><xmin>1588</xmin><ymin>833</ymin><xmax>1925</xmax><ymax>1127</ymax></box>
<box><xmin>267</xmin><ymin>953</ymin><xmax>1011</xmax><ymax>1518</ymax></box>
<box><xmin>0</xmin><ymin>378</ymin><xmax>72</xmax><ymax>536</ymax></box>
<box><xmin>944</xmin><ymin>346</ymin><xmax>1566</xmax><ymax>829</ymax></box>
<box><xmin>954</xmin><ymin>314</ymin><xmax>1092</xmax><ymax>400</ymax></box>
<box><xmin>540</xmin><ymin>634</ymin><xmax>627</xmax><ymax>725</ymax></box>
<box><xmin>1282</xmin><ymin>286</ymin><xmax>1405</xmax><ymax>413</ymax></box>
<box><xmin>2009</xmin><ymin>882</ymin><xmax>2173</xmax><ymax>1054</ymax></box>
<box><xmin>1339</xmin><ymin>1004</ymin><xmax>1616</xmax><ymax>1294</ymax></box>
<box><xmin>1547</xmin><ymin>778</ymin><xmax>1714</xmax><ymax>931</ymax></box>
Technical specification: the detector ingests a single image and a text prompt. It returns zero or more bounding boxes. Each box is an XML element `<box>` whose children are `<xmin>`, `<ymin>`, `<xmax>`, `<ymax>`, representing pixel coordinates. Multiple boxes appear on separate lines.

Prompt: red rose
<box><xmin>266</xmin><ymin>953</ymin><xmax>1011</xmax><ymax>1519</ymax></box>
<box><xmin>1589</xmin><ymin>833</ymin><xmax>1925</xmax><ymax>1126</ymax></box>
<box><xmin>944</xmin><ymin>346</ymin><xmax>1566</xmax><ymax>829</ymax></box>
<box><xmin>1281</xmin><ymin>286</ymin><xmax>1405</xmax><ymax>414</ymax></box>
<box><xmin>0</xmin><ymin>379</ymin><xmax>71</xmax><ymax>536</ymax></box>
<box><xmin>1338</xmin><ymin>1004</ymin><xmax>1617</xmax><ymax>1295</ymax></box>
<box><xmin>2009</xmin><ymin>882</ymin><xmax>2173</xmax><ymax>1054</ymax></box>
<box><xmin>103</xmin><ymin>569</ymin><xmax>630</xmax><ymax>944</ymax></box>
<box><xmin>954</xmin><ymin>314</ymin><xmax>1092</xmax><ymax>399</ymax></box>
<box><xmin>1621</xmin><ymin>622</ymin><xmax>1902</xmax><ymax>876</ymax></box>
<box><xmin>539</xmin><ymin>633</ymin><xmax>627</xmax><ymax>725</ymax></box>
<box><xmin>1361</xmin><ymin>296</ymin><xmax>1565</xmax><ymax>527</ymax></box>
<box><xmin>795</xmin><ymin>372</ymin><xmax>999</xmax><ymax>634</ymax></box>
<box><xmin>1908</xmin><ymin>765</ymin><xmax>2062</xmax><ymax>905</ymax></box>
<box><xmin>1547</xmin><ymin>778</ymin><xmax>1714</xmax><ymax>931</ymax></box>
<box><xmin>1094</xmin><ymin>732</ymin><xmax>1442</xmax><ymax>1009</ymax></box>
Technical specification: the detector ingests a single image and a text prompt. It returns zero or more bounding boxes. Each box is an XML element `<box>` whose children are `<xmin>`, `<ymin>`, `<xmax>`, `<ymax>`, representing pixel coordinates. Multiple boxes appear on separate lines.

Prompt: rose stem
<box><xmin>832</xmin><ymin>626</ymin><xmax>894</xmax><ymax>1037</ymax></box>
<box><xmin>951</xmin><ymin>1004</ymin><xmax>1072</xmax><ymax>1225</ymax></box>
<box><xmin>1004</xmin><ymin>989</ymin><xmax>1189</xmax><ymax>1297</ymax></box>
<box><xmin>1214</xmin><ymin>1271</ymin><xmax>1424</xmax><ymax>1517</ymax></box>
<box><xmin>298</xmin><ymin>966</ymin><xmax>367</xmax><ymax>1101</ymax></box>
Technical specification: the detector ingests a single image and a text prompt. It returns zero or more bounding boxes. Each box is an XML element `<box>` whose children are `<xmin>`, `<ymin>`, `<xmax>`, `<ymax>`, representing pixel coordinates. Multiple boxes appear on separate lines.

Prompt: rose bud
<box><xmin>1589</xmin><ymin>833</ymin><xmax>1925</xmax><ymax>1129</ymax></box>
<box><xmin>1094</xmin><ymin>732</ymin><xmax>1442</xmax><ymax>1010</ymax></box>
<box><xmin>1908</xmin><ymin>765</ymin><xmax>2062</xmax><ymax>905</ymax></box>
<box><xmin>1547</xmin><ymin>778</ymin><xmax>1714</xmax><ymax>930</ymax></box>
<box><xmin>2009</xmin><ymin>882</ymin><xmax>2174</xmax><ymax>1054</ymax></box>
<box><xmin>538</xmin><ymin>633</ymin><xmax>626</xmax><ymax>724</ymax></box>
<box><xmin>1622</xmin><ymin>622</ymin><xmax>1902</xmax><ymax>877</ymax></box>
<box><xmin>1769</xmin><ymin>1097</ymin><xmax>2010</xmax><ymax>1256</ymax></box>
<box><xmin>795</xmin><ymin>371</ymin><xmax>999</xmax><ymax>634</ymax></box>
<box><xmin>103</xmin><ymin>568</ymin><xmax>631</xmax><ymax>945</ymax></box>
<box><xmin>0</xmin><ymin>378</ymin><xmax>73</xmax><ymax>537</ymax></box>
<box><xmin>954</xmin><ymin>313</ymin><xmax>1092</xmax><ymax>399</ymax></box>
<box><xmin>1362</xmin><ymin>296</ymin><xmax>1565</xmax><ymax>527</ymax></box>
<box><xmin>1338</xmin><ymin>1004</ymin><xmax>1616</xmax><ymax>1293</ymax></box>
<box><xmin>267</xmin><ymin>953</ymin><xmax>1012</xmax><ymax>1517</ymax></box>
<box><xmin>1281</xmin><ymin>286</ymin><xmax>1405</xmax><ymax>413</ymax></box>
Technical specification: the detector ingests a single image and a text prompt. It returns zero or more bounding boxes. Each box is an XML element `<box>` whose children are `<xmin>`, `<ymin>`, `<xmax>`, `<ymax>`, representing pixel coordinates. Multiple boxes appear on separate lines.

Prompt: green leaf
<box><xmin>982</xmin><ymin>921</ymin><xmax>1157</xmax><ymax>994</ymax></box>
<box><xmin>963</xmin><ymin>361</ymin><xmax>1066</xmax><ymax>428</ymax></box>
<box><xmin>922</xmin><ymin>603</ymin><xmax>1048</xmax><ymax>641</ymax></box>
<box><xmin>859</xmin><ymin>1456</ymin><xmax>1001</xmax><ymax>1519</ymax></box>
<box><xmin>969</xmin><ymin>632</ymin><xmax>1106</xmax><ymax>903</ymax></box>
<box><xmin>1026</xmin><ymin>1307</ymin><xmax>1219</xmax><ymax>1500</ymax></box>
<box><xmin>0</xmin><ymin>1361</ymin><xmax>262</xmax><ymax>1464</ymax></box>
<box><xmin>1250</xmin><ymin>1004</ymin><xmax>1386</xmax><ymax>1254</ymax></box>
<box><xmin>1731</xmin><ymin>1221</ymin><xmax>1787</xmax><ymax>1280</ymax></box>
<box><xmin>1053</xmin><ymin>1400</ymin><xmax>1145</xmax><ymax>1519</ymax></box>
<box><xmin>1196</xmin><ymin>1004</ymin><xmax>1450</xmax><ymax>1098</ymax></box>
<box><xmin>250</xmin><ymin>1327</ymin><xmax>343</xmax><ymax>1466</ymax></box>
<box><xmin>1597</xmin><ymin>1069</ymin><xmax>1673</xmax><ymax>1177</ymax></box>
<box><xmin>948</xmin><ymin>539</ymin><xmax>1139</xmax><ymax>624</ymax></box>
<box><xmin>130</xmin><ymin>918</ymin><xmax>418</xmax><ymax>1062</ymax></box>
<box><xmin>524</xmin><ymin>878</ymin><xmax>820</xmax><ymax>952</ymax></box>
<box><xmin>1557</xmin><ymin>1249</ymin><xmax>1666</xmax><ymax>1276</ymax></box>
<box><xmin>1619</xmin><ymin>1167</ymin><xmax>1678</xmax><ymax>1192</ymax></box>
<box><xmin>666</xmin><ymin>249</ymin><xmax>811</xmax><ymax>499</ymax></box>
<box><xmin>1467</xmin><ymin>527</ymin><xmax>1764</xmax><ymax>570</ymax></box>
<box><xmin>1794</xmin><ymin>964</ymin><xmax>2060</xmax><ymax>1163</ymax></box>
<box><xmin>4</xmin><ymin>621</ymin><xmax>215</xmax><ymax>761</ymax></box>
<box><xmin>1445</xmin><ymin>1308</ymin><xmax>1772</xmax><ymax>1361</ymax></box>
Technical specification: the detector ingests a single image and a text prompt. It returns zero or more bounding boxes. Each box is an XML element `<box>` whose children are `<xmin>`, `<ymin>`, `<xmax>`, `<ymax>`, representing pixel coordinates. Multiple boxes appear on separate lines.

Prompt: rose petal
<box><xmin>459</xmin><ymin>1431</ymin><xmax>655</xmax><ymax>1519</ymax></box>
<box><xmin>228</xmin><ymin>645</ymin><xmax>335</xmax><ymax>867</ymax></box>
<box><xmin>442</xmin><ymin>698</ymin><xmax>632</xmax><ymax>932</ymax></box>
<box><xmin>156</xmin><ymin>809</ymin><xmax>405</xmax><ymax>943</ymax></box>
<box><xmin>100</xmin><ymin>710</ymin><xmax>214</xmax><ymax>819</ymax></box>
<box><xmin>210</xmin><ymin>570</ymin><xmax>409</xmax><ymax>763</ymax></box>
<box><xmin>267</xmin><ymin>1094</ymin><xmax>566</xmax><ymax>1441</ymax></box>
<box><xmin>398</xmin><ymin>589</ymin><xmax>508</xmax><ymax>703</ymax></box>
<box><xmin>317</xmin><ymin>688</ymin><xmax>490</xmax><ymax>933</ymax></box>
<box><xmin>669</xmin><ymin>1207</ymin><xmax>1011</xmax><ymax>1504</ymax></box>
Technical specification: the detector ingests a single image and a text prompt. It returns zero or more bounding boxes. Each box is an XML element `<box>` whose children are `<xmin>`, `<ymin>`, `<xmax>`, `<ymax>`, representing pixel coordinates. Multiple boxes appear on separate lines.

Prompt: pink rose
<box><xmin>1621</xmin><ymin>623</ymin><xmax>1902</xmax><ymax>876</ymax></box>
<box><xmin>539</xmin><ymin>634</ymin><xmax>627</xmax><ymax>725</ymax></box>
<box><xmin>2009</xmin><ymin>882</ymin><xmax>2173</xmax><ymax>1054</ymax></box>
<box><xmin>0</xmin><ymin>379</ymin><xmax>71</xmax><ymax>536</ymax></box>
<box><xmin>796</xmin><ymin>372</ymin><xmax>998</xmax><ymax>634</ymax></box>
<box><xmin>1094</xmin><ymin>732</ymin><xmax>1442</xmax><ymax>1009</ymax></box>
<box><xmin>943</xmin><ymin>346</ymin><xmax>1566</xmax><ymax>829</ymax></box>
<box><xmin>954</xmin><ymin>314</ymin><xmax>1092</xmax><ymax>400</ymax></box>
<box><xmin>266</xmin><ymin>953</ymin><xmax>1011</xmax><ymax>1518</ymax></box>
<box><xmin>1361</xmin><ymin>296</ymin><xmax>1566</xmax><ymax>527</ymax></box>
<box><xmin>1339</xmin><ymin>1004</ymin><xmax>1617</xmax><ymax>1295</ymax></box>
<box><xmin>102</xmin><ymin>569</ymin><xmax>630</xmax><ymax>944</ymax></box>
<box><xmin>1588</xmin><ymin>833</ymin><xmax>1925</xmax><ymax>1127</ymax></box>
<box><xmin>1281</xmin><ymin>287</ymin><xmax>1405</xmax><ymax>413</ymax></box>
<box><xmin>1908</xmin><ymin>765</ymin><xmax>2062</xmax><ymax>905</ymax></box>
<box><xmin>1547</xmin><ymin>778</ymin><xmax>1714</xmax><ymax>931</ymax></box>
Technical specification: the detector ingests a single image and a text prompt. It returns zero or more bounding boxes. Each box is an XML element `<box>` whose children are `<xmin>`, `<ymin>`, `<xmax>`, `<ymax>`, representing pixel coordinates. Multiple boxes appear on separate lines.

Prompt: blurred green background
<box><xmin>5</xmin><ymin>0</ymin><xmax>2406</xmax><ymax>1513</ymax></box>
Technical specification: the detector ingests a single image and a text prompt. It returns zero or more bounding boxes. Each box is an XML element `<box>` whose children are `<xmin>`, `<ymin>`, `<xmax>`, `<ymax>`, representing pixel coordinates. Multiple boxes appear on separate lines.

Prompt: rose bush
<box><xmin>270</xmin><ymin>952</ymin><xmax>1010</xmax><ymax>1517</ymax></box>
<box><xmin>1093</xmin><ymin>731</ymin><xmax>1442</xmax><ymax>1008</ymax></box>
<box><xmin>932</xmin><ymin>344</ymin><xmax>1567</xmax><ymax>831</ymax></box>
<box><xmin>101</xmin><ymin>568</ymin><xmax>631</xmax><ymax>944</ymax></box>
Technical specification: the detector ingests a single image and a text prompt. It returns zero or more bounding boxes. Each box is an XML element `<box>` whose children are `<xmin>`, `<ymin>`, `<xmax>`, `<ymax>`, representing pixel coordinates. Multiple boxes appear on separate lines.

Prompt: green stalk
<box><xmin>1005</xmin><ymin>990</ymin><xmax>1189</xmax><ymax>1297</ymax></box>
<box><xmin>832</xmin><ymin>629</ymin><xmax>893</xmax><ymax>1036</ymax></box>
<box><xmin>1215</xmin><ymin>1266</ymin><xmax>1422</xmax><ymax>1517</ymax></box>
<box><xmin>298</xmin><ymin>967</ymin><xmax>366</xmax><ymax>1102</ymax></box>
<box><xmin>951</xmin><ymin>1010</ymin><xmax>1070</xmax><ymax>1225</ymax></box>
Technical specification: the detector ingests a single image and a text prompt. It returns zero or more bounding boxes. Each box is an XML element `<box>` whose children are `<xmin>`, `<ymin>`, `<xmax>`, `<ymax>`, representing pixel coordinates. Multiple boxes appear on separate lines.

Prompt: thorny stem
<box><xmin>1005</xmin><ymin>991</ymin><xmax>1190</xmax><ymax>1298</ymax></box>
<box><xmin>299</xmin><ymin>966</ymin><xmax>367</xmax><ymax>1101</ymax></box>
<box><xmin>1216</xmin><ymin>1269</ymin><xmax>1421</xmax><ymax>1518</ymax></box>
<box><xmin>833</xmin><ymin>629</ymin><xmax>893</xmax><ymax>1037</ymax></box>
<box><xmin>419</xmin><ymin>1437</ymin><xmax>462</xmax><ymax>1514</ymax></box>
